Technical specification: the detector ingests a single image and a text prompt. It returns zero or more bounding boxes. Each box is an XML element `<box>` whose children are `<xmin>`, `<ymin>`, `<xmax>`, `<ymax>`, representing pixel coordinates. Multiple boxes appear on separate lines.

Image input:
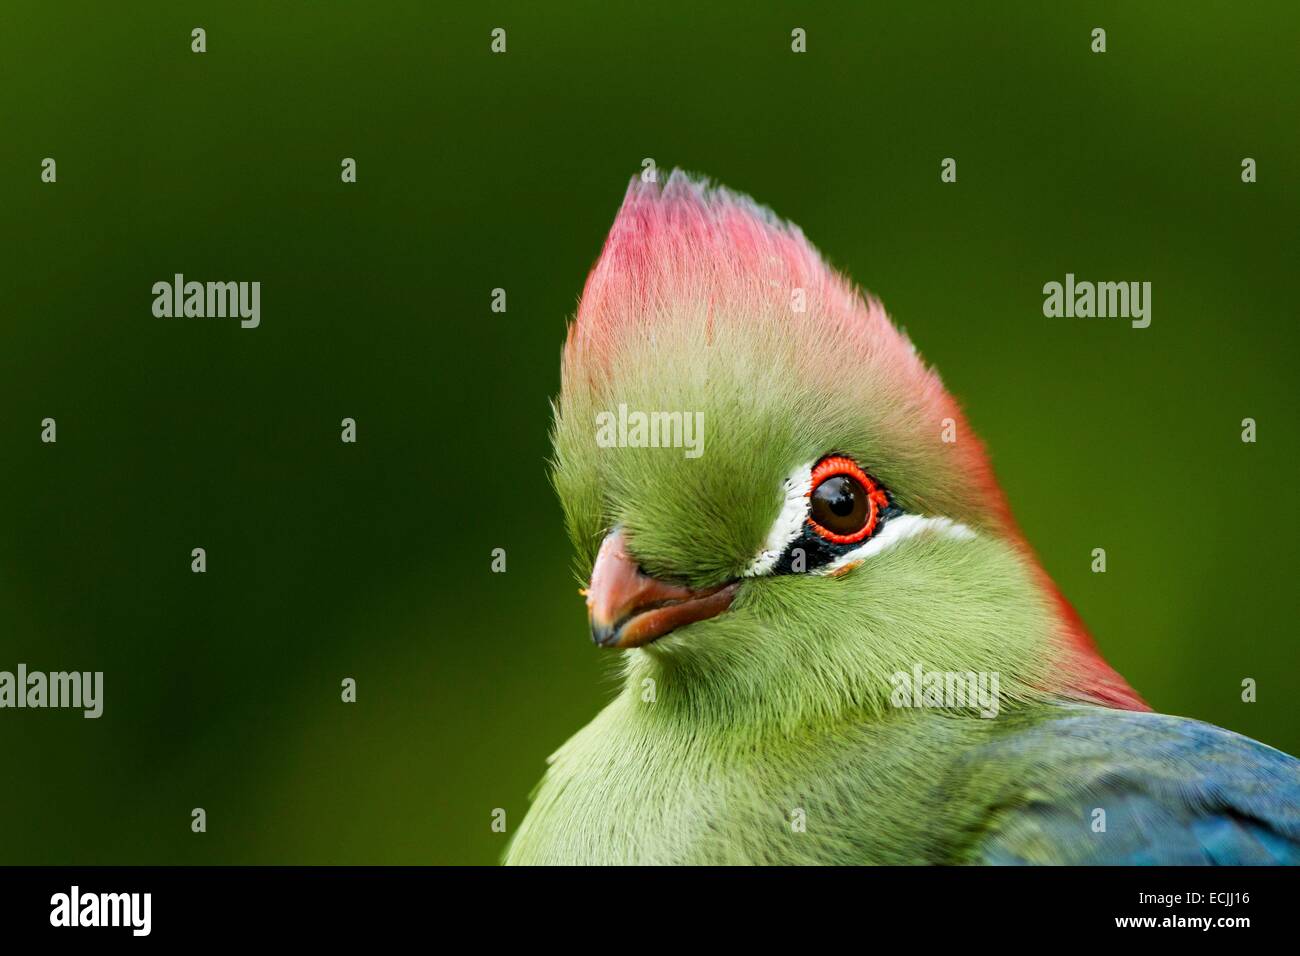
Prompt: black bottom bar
<box><xmin>0</xmin><ymin>866</ymin><xmax>1288</xmax><ymax>941</ymax></box>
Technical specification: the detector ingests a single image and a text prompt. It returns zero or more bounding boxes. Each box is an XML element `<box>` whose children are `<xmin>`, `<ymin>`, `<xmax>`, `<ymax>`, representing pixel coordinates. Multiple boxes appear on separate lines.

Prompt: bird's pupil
<box><xmin>826</xmin><ymin>478</ymin><xmax>855</xmax><ymax>515</ymax></box>
<box><xmin>810</xmin><ymin>474</ymin><xmax>870</xmax><ymax>534</ymax></box>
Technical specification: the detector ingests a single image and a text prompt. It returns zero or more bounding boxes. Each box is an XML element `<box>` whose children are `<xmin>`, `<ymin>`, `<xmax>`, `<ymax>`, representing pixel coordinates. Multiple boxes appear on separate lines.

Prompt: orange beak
<box><xmin>585</xmin><ymin>529</ymin><xmax>739</xmax><ymax>649</ymax></box>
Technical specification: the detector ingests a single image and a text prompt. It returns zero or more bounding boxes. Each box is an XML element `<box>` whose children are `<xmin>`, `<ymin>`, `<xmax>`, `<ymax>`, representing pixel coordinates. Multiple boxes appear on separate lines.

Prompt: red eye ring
<box><xmin>805</xmin><ymin>456</ymin><xmax>891</xmax><ymax>544</ymax></box>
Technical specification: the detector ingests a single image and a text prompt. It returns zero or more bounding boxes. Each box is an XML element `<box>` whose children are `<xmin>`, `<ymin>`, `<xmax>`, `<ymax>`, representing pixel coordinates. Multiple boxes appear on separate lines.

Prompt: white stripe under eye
<box><xmin>813</xmin><ymin>514</ymin><xmax>976</xmax><ymax>575</ymax></box>
<box><xmin>742</xmin><ymin>461</ymin><xmax>815</xmax><ymax>578</ymax></box>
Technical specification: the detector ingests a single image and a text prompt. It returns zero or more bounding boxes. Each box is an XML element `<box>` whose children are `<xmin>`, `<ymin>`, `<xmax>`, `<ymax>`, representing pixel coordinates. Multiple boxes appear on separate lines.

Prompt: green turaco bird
<box><xmin>506</xmin><ymin>171</ymin><xmax>1300</xmax><ymax>865</ymax></box>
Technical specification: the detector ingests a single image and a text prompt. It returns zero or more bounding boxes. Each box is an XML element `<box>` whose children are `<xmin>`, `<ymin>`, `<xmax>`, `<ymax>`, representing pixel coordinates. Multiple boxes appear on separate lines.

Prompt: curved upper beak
<box><xmin>585</xmin><ymin>529</ymin><xmax>739</xmax><ymax>649</ymax></box>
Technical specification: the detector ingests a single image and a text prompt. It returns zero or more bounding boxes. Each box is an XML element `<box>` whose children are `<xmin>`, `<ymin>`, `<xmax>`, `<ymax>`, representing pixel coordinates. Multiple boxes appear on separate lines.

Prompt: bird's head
<box><xmin>552</xmin><ymin>171</ymin><xmax>1144</xmax><ymax>728</ymax></box>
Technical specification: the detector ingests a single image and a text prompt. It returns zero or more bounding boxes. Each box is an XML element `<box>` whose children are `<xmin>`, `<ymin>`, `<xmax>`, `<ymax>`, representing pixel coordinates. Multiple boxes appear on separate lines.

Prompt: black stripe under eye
<box><xmin>772</xmin><ymin>500</ymin><xmax>903</xmax><ymax>574</ymax></box>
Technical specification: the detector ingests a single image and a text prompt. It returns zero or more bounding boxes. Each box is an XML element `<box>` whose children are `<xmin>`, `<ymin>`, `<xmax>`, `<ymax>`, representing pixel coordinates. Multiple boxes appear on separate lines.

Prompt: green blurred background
<box><xmin>1</xmin><ymin>1</ymin><xmax>1296</xmax><ymax>863</ymax></box>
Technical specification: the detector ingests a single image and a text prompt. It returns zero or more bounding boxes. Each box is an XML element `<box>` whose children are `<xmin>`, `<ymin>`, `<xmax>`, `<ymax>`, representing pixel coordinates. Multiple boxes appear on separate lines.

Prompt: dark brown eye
<box><xmin>806</xmin><ymin>456</ymin><xmax>890</xmax><ymax>544</ymax></box>
<box><xmin>811</xmin><ymin>475</ymin><xmax>868</xmax><ymax>535</ymax></box>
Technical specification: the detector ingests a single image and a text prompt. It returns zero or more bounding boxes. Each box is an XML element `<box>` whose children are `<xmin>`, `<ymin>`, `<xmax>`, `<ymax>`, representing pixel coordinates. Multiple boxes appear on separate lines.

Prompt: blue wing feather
<box><xmin>959</xmin><ymin>706</ymin><xmax>1300</xmax><ymax>865</ymax></box>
